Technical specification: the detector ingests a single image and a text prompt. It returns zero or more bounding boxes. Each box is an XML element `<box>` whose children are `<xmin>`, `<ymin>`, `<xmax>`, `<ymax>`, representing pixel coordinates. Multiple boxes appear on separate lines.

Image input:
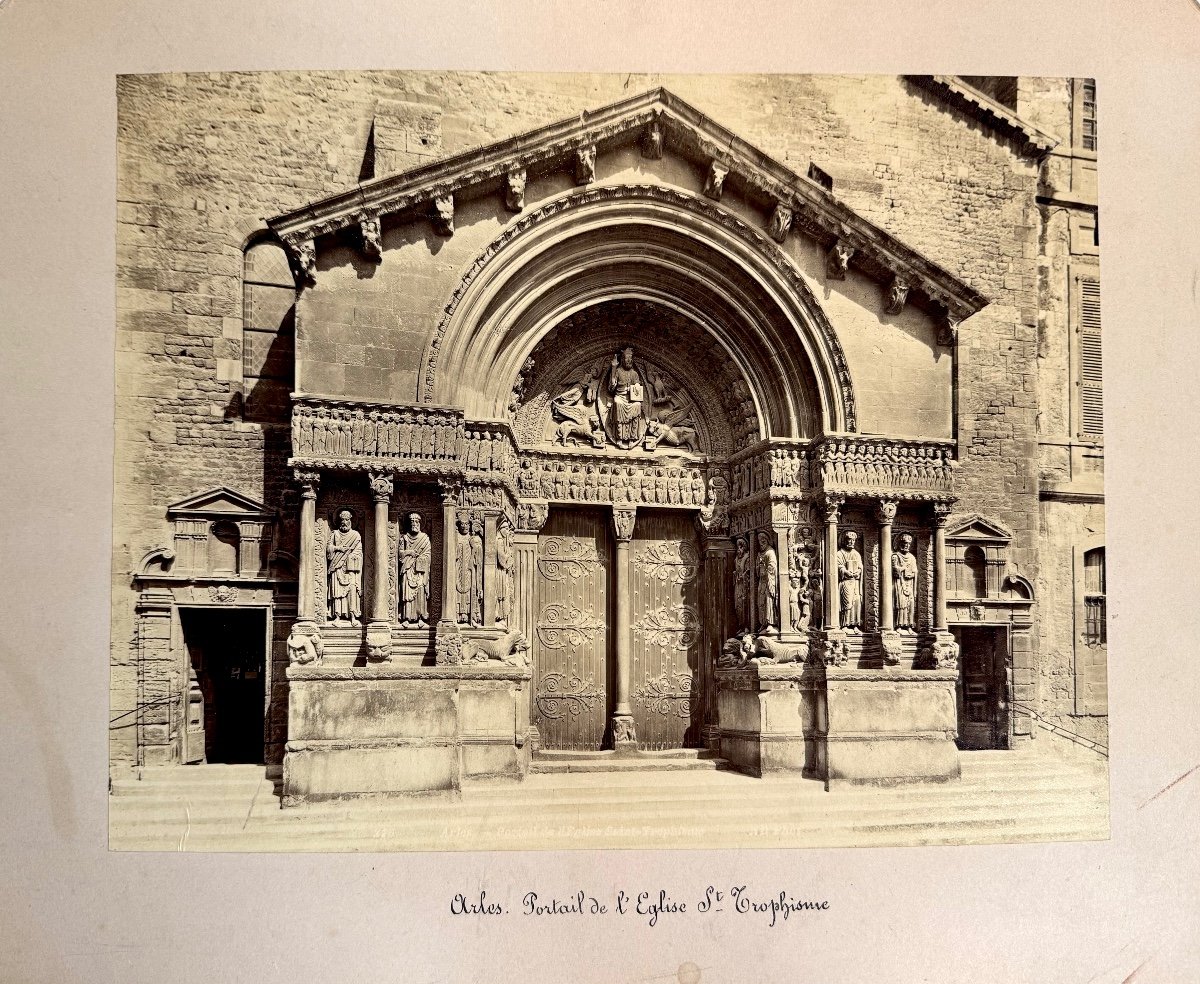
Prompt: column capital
<box><xmin>368</xmin><ymin>470</ymin><xmax>394</xmax><ymax>502</ymax></box>
<box><xmin>612</xmin><ymin>506</ymin><xmax>637</xmax><ymax>542</ymax></box>
<box><xmin>294</xmin><ymin>469</ymin><xmax>320</xmax><ymax>497</ymax></box>
<box><xmin>876</xmin><ymin>499</ymin><xmax>898</xmax><ymax>525</ymax></box>
<box><xmin>821</xmin><ymin>493</ymin><xmax>845</xmax><ymax>524</ymax></box>
<box><xmin>931</xmin><ymin>501</ymin><xmax>953</xmax><ymax>527</ymax></box>
<box><xmin>437</xmin><ymin>477</ymin><xmax>463</xmax><ymax>504</ymax></box>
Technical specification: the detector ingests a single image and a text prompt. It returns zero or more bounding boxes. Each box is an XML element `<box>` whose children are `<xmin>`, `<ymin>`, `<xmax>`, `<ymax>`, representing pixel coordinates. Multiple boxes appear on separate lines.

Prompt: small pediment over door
<box><xmin>167</xmin><ymin>487</ymin><xmax>271</xmax><ymax>520</ymax></box>
<box><xmin>945</xmin><ymin>514</ymin><xmax>1013</xmax><ymax>544</ymax></box>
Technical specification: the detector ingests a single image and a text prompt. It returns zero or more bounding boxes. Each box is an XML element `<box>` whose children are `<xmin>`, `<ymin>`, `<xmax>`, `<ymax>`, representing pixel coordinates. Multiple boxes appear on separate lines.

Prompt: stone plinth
<box><xmin>823</xmin><ymin>668</ymin><xmax>961</xmax><ymax>786</ymax></box>
<box><xmin>715</xmin><ymin>664</ymin><xmax>824</xmax><ymax>779</ymax></box>
<box><xmin>283</xmin><ymin>663</ymin><xmax>531</xmax><ymax>805</ymax></box>
<box><xmin>715</xmin><ymin>663</ymin><xmax>961</xmax><ymax>788</ymax></box>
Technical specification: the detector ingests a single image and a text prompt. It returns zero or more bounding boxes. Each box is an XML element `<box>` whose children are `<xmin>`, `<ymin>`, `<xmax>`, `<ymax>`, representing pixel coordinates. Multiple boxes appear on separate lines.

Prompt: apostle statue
<box><xmin>755</xmin><ymin>530</ymin><xmax>779</xmax><ymax>633</ymax></box>
<box><xmin>837</xmin><ymin>530</ymin><xmax>863</xmax><ymax>630</ymax></box>
<box><xmin>893</xmin><ymin>532</ymin><xmax>919</xmax><ymax>630</ymax></box>
<box><xmin>398</xmin><ymin>512</ymin><xmax>431</xmax><ymax>628</ymax></box>
<box><xmin>326</xmin><ymin>509</ymin><xmax>363</xmax><ymax>626</ymax></box>
<box><xmin>454</xmin><ymin>513</ymin><xmax>477</xmax><ymax>626</ymax></box>
<box><xmin>733</xmin><ymin>536</ymin><xmax>751</xmax><ymax>633</ymax></box>
<box><xmin>469</xmin><ymin>515</ymin><xmax>485</xmax><ymax>627</ymax></box>
<box><xmin>494</xmin><ymin>517</ymin><xmax>515</xmax><ymax>628</ymax></box>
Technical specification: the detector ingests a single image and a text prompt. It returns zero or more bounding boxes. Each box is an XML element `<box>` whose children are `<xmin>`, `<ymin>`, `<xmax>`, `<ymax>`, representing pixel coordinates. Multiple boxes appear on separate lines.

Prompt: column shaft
<box><xmin>933</xmin><ymin>513</ymin><xmax>948</xmax><ymax>631</ymax></box>
<box><xmin>372</xmin><ymin>495</ymin><xmax>390</xmax><ymax>621</ymax></box>
<box><xmin>823</xmin><ymin>499</ymin><xmax>841</xmax><ymax>631</ymax></box>
<box><xmin>297</xmin><ymin>479</ymin><xmax>318</xmax><ymax>622</ymax></box>
<box><xmin>440</xmin><ymin>500</ymin><xmax>458</xmax><ymax>624</ymax></box>
<box><xmin>611</xmin><ymin>507</ymin><xmax>637</xmax><ymax>749</ymax></box>
<box><xmin>878</xmin><ymin>509</ymin><xmax>895</xmax><ymax>632</ymax></box>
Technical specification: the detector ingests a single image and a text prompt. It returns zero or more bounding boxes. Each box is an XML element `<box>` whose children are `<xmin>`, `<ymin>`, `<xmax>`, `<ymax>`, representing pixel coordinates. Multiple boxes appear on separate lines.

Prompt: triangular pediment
<box><xmin>945</xmin><ymin>514</ymin><xmax>1013</xmax><ymax>542</ymax></box>
<box><xmin>166</xmin><ymin>487</ymin><xmax>268</xmax><ymax>518</ymax></box>
<box><xmin>267</xmin><ymin>88</ymin><xmax>989</xmax><ymax>325</ymax></box>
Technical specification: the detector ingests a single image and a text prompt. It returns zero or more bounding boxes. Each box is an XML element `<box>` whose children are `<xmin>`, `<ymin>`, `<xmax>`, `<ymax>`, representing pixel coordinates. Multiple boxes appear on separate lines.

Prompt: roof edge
<box><xmin>907</xmin><ymin>75</ymin><xmax>1060</xmax><ymax>157</ymax></box>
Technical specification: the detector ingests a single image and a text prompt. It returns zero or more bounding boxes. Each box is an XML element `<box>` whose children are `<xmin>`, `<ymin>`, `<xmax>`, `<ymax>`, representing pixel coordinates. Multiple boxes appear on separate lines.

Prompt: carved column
<box><xmin>919</xmin><ymin>501</ymin><xmax>958</xmax><ymax>670</ymax></box>
<box><xmin>813</xmin><ymin>494</ymin><xmax>848</xmax><ymax>668</ymax></box>
<box><xmin>514</xmin><ymin>501</ymin><xmax>549</xmax><ymax>749</ymax></box>
<box><xmin>772</xmin><ymin>521</ymin><xmax>790</xmax><ymax>638</ymax></box>
<box><xmin>366</xmin><ymin>471</ymin><xmax>393</xmax><ymax>662</ymax></box>
<box><xmin>932</xmin><ymin>502</ymin><xmax>951</xmax><ymax>631</ymax></box>
<box><xmin>287</xmin><ymin>471</ymin><xmax>324</xmax><ymax>665</ymax></box>
<box><xmin>434</xmin><ymin>481</ymin><xmax>462</xmax><ymax>664</ymax></box>
<box><xmin>822</xmin><ymin>495</ymin><xmax>843</xmax><ymax>631</ymax></box>
<box><xmin>877</xmin><ymin>500</ymin><xmax>901</xmax><ymax>665</ymax></box>
<box><xmin>611</xmin><ymin>506</ymin><xmax>638</xmax><ymax>752</ymax></box>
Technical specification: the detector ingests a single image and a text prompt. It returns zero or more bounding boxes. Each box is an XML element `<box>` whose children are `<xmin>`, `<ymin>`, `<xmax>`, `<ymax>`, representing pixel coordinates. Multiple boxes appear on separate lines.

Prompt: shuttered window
<box><xmin>1078</xmin><ymin>277</ymin><xmax>1103</xmax><ymax>439</ymax></box>
<box><xmin>1083</xmin><ymin>547</ymin><xmax>1106</xmax><ymax>647</ymax></box>
<box><xmin>1081</xmin><ymin>79</ymin><xmax>1097</xmax><ymax>152</ymax></box>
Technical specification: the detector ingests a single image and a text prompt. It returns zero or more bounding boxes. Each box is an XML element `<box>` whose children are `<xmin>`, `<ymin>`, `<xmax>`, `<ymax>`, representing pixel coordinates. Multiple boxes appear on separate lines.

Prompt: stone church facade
<box><xmin>112</xmin><ymin>73</ymin><xmax>1105</xmax><ymax>800</ymax></box>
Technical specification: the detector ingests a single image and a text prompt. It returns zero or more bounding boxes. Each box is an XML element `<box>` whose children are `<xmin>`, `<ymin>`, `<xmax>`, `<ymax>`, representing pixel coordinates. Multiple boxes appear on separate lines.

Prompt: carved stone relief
<box><xmin>397</xmin><ymin>511</ymin><xmax>432</xmax><ymax>627</ymax></box>
<box><xmin>432</xmin><ymin>193</ymin><xmax>454</xmax><ymax>236</ymax></box>
<box><xmin>836</xmin><ymin>529</ymin><xmax>864</xmax><ymax>630</ymax></box>
<box><xmin>325</xmin><ymin>507</ymin><xmax>363</xmax><ymax>625</ymax></box>
<box><xmin>755</xmin><ymin>530</ymin><xmax>779</xmax><ymax>633</ymax></box>
<box><xmin>893</xmin><ymin>531</ymin><xmax>919</xmax><ymax>630</ymax></box>
<box><xmin>504</xmin><ymin>168</ymin><xmax>526</xmax><ymax>212</ymax></box>
<box><xmin>574</xmin><ymin>145</ymin><xmax>597</xmax><ymax>185</ymax></box>
<box><xmin>703</xmin><ymin>160</ymin><xmax>728</xmax><ymax>200</ymax></box>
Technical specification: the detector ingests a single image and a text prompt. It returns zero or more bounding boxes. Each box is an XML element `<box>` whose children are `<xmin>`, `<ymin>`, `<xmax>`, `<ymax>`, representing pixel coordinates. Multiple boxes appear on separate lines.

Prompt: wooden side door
<box><xmin>533</xmin><ymin>509</ymin><xmax>611</xmax><ymax>751</ymax></box>
<box><xmin>956</xmin><ymin>625</ymin><xmax>1006</xmax><ymax>750</ymax></box>
<box><xmin>629</xmin><ymin>510</ymin><xmax>702</xmax><ymax>750</ymax></box>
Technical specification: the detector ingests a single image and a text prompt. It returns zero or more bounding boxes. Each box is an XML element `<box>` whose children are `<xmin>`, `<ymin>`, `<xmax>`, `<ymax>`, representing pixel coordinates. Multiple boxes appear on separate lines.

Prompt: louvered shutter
<box><xmin>1078</xmin><ymin>278</ymin><xmax>1103</xmax><ymax>438</ymax></box>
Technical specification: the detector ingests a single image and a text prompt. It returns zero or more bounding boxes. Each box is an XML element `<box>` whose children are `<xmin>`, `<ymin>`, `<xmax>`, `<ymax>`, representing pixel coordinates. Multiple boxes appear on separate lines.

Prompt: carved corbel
<box><xmin>938</xmin><ymin>313</ymin><xmax>961</xmax><ymax>347</ymax></box>
<box><xmin>431</xmin><ymin>193</ymin><xmax>454</xmax><ymax>236</ymax></box>
<box><xmin>574</xmin><ymin>145</ymin><xmax>597</xmax><ymax>185</ymax></box>
<box><xmin>641</xmin><ymin>118</ymin><xmax>664</xmax><ymax>159</ymax></box>
<box><xmin>285</xmin><ymin>236</ymin><xmax>317</xmax><ymax>286</ymax></box>
<box><xmin>612</xmin><ymin>507</ymin><xmax>637</xmax><ymax>542</ymax></box>
<box><xmin>826</xmin><ymin>239</ymin><xmax>854</xmax><ymax>280</ymax></box>
<box><xmin>767</xmin><ymin>203</ymin><xmax>793</xmax><ymax>244</ymax></box>
<box><xmin>358</xmin><ymin>210</ymin><xmax>382</xmax><ymax>261</ymax></box>
<box><xmin>504</xmin><ymin>167</ymin><xmax>526</xmax><ymax>212</ymax></box>
<box><xmin>885</xmin><ymin>275</ymin><xmax>910</xmax><ymax>315</ymax></box>
<box><xmin>703</xmin><ymin>161</ymin><xmax>729</xmax><ymax>201</ymax></box>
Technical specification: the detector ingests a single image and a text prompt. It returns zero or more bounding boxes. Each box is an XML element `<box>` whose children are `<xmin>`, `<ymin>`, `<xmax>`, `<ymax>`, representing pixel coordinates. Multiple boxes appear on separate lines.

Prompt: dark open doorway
<box><xmin>952</xmin><ymin>624</ymin><xmax>1010</xmax><ymax>750</ymax></box>
<box><xmin>180</xmin><ymin>608</ymin><xmax>267</xmax><ymax>764</ymax></box>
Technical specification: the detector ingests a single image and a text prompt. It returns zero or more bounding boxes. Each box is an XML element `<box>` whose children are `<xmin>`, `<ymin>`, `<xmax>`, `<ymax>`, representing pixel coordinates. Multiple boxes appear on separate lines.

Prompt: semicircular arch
<box><xmin>421</xmin><ymin>184</ymin><xmax>856</xmax><ymax>437</ymax></box>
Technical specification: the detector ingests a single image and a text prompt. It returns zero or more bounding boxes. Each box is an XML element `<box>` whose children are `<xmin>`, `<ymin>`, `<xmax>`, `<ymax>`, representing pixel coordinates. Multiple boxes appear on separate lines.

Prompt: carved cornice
<box><xmin>907</xmin><ymin>76</ymin><xmax>1059</xmax><ymax>158</ymax></box>
<box><xmin>266</xmin><ymin>87</ymin><xmax>989</xmax><ymax>324</ymax></box>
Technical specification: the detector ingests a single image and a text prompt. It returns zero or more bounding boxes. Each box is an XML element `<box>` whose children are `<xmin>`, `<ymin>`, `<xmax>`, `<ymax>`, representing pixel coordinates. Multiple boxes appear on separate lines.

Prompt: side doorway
<box><xmin>953</xmin><ymin>624</ymin><xmax>1010</xmax><ymax>750</ymax></box>
<box><xmin>179</xmin><ymin>607</ymin><xmax>268</xmax><ymax>764</ymax></box>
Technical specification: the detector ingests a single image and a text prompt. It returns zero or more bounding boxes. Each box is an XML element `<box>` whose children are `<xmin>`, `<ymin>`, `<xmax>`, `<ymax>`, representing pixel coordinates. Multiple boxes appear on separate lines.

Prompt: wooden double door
<box><xmin>532</xmin><ymin>508</ymin><xmax>702</xmax><ymax>752</ymax></box>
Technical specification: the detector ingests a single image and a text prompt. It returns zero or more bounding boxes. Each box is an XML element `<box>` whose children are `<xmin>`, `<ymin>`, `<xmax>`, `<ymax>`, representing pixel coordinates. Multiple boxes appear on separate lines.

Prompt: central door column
<box><xmin>611</xmin><ymin>506</ymin><xmax>638</xmax><ymax>753</ymax></box>
<box><xmin>366</xmin><ymin>471</ymin><xmax>393</xmax><ymax>662</ymax></box>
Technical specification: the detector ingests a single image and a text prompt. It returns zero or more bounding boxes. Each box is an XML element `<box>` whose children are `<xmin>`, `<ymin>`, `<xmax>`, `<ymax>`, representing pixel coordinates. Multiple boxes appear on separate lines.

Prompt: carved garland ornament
<box><xmin>420</xmin><ymin>184</ymin><xmax>858</xmax><ymax>431</ymax></box>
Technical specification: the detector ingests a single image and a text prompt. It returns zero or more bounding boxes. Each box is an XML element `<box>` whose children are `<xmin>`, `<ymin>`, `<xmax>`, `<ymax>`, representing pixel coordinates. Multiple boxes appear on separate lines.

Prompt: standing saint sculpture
<box><xmin>837</xmin><ymin>530</ymin><xmax>864</xmax><ymax>630</ymax></box>
<box><xmin>326</xmin><ymin>509</ymin><xmax>363</xmax><ymax>626</ymax></box>
<box><xmin>755</xmin><ymin>530</ymin><xmax>779</xmax><ymax>633</ymax></box>
<box><xmin>892</xmin><ymin>532</ymin><xmax>919</xmax><ymax>630</ymax></box>
<box><xmin>454</xmin><ymin>513</ymin><xmax>479</xmax><ymax>627</ymax></box>
<box><xmin>494</xmin><ymin>517</ymin><xmax>515</xmax><ymax>628</ymax></box>
<box><xmin>469</xmin><ymin>515</ymin><xmax>485</xmax><ymax>627</ymax></box>
<box><xmin>398</xmin><ymin>512</ymin><xmax>431</xmax><ymax>628</ymax></box>
<box><xmin>733</xmin><ymin>536</ymin><xmax>751</xmax><ymax>633</ymax></box>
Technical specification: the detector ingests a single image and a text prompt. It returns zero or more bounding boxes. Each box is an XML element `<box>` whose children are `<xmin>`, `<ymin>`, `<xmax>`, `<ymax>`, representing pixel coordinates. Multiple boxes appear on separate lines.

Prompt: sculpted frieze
<box><xmin>516</xmin><ymin>453</ymin><xmax>716</xmax><ymax>509</ymax></box>
<box><xmin>291</xmin><ymin>398</ymin><xmax>465</xmax><ymax>473</ymax></box>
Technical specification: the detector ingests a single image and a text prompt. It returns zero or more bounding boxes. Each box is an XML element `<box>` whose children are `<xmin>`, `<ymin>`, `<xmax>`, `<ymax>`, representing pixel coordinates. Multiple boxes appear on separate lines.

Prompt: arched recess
<box><xmin>421</xmin><ymin>185</ymin><xmax>856</xmax><ymax>437</ymax></box>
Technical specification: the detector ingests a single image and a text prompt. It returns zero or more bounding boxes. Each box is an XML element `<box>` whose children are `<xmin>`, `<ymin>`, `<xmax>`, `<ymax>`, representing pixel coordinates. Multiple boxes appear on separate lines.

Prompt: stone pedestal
<box><xmin>823</xmin><ymin>667</ymin><xmax>961</xmax><ymax>786</ymax></box>
<box><xmin>283</xmin><ymin>663</ymin><xmax>531</xmax><ymax>805</ymax></box>
<box><xmin>715</xmin><ymin>663</ymin><xmax>825</xmax><ymax>778</ymax></box>
<box><xmin>715</xmin><ymin>659</ymin><xmax>961</xmax><ymax>788</ymax></box>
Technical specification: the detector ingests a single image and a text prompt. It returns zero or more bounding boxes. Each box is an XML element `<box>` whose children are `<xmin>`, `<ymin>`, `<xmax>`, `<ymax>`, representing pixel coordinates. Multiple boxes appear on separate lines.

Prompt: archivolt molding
<box><xmin>420</xmin><ymin>183</ymin><xmax>857</xmax><ymax>435</ymax></box>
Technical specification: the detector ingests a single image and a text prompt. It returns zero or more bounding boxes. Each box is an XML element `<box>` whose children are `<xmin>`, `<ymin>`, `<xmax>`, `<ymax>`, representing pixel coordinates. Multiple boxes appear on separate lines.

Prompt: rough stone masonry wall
<box><xmin>113</xmin><ymin>72</ymin><xmax>1046</xmax><ymax>765</ymax></box>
